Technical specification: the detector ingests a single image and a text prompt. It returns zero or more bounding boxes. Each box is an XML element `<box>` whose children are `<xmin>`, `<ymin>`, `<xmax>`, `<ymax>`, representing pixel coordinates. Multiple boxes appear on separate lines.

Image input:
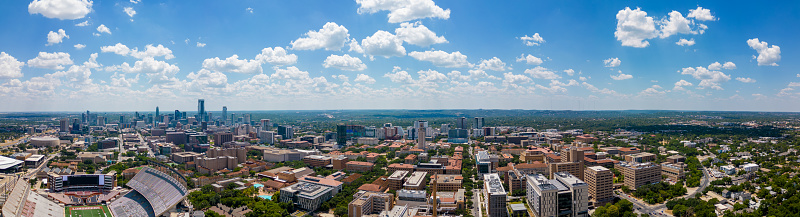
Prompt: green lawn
<box><xmin>65</xmin><ymin>205</ymin><xmax>111</xmax><ymax>217</ymax></box>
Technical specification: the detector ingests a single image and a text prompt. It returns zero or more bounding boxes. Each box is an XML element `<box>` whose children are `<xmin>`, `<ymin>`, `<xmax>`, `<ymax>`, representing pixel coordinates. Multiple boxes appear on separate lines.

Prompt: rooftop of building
<box><xmin>587</xmin><ymin>166</ymin><xmax>610</xmax><ymax>172</ymax></box>
<box><xmin>617</xmin><ymin>161</ymin><xmax>659</xmax><ymax>169</ymax></box>
<box><xmin>389</xmin><ymin>170</ymin><xmax>409</xmax><ymax>180</ymax></box>
<box><xmin>298</xmin><ymin>176</ymin><xmax>342</xmax><ymax>187</ymax></box>
<box><xmin>554</xmin><ymin>172</ymin><xmax>587</xmax><ymax>187</ymax></box>
<box><xmin>628</xmin><ymin>152</ymin><xmax>656</xmax><ymax>157</ymax></box>
<box><xmin>483</xmin><ymin>173</ymin><xmax>506</xmax><ymax>195</ymax></box>
<box><xmin>527</xmin><ymin>173</ymin><xmax>557</xmax><ymax>191</ymax></box>
<box><xmin>434</xmin><ymin>174</ymin><xmax>463</xmax><ymax>184</ymax></box>
<box><xmin>405</xmin><ymin>171</ymin><xmax>427</xmax><ymax>186</ymax></box>
<box><xmin>304</xmin><ymin>155</ymin><xmax>332</xmax><ymax>160</ymax></box>
<box><xmin>346</xmin><ymin>161</ymin><xmax>375</xmax><ymax>166</ymax></box>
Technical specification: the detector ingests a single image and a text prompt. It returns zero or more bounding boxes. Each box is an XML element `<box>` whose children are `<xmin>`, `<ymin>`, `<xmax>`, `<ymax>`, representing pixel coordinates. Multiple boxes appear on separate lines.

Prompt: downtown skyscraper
<box><xmin>197</xmin><ymin>99</ymin><xmax>206</xmax><ymax>122</ymax></box>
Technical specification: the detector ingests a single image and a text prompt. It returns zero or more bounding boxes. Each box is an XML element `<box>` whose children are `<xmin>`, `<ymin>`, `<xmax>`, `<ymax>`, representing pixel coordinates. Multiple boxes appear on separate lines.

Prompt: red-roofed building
<box><xmin>388</xmin><ymin>163</ymin><xmax>414</xmax><ymax>173</ymax></box>
<box><xmin>346</xmin><ymin>161</ymin><xmax>374</xmax><ymax>172</ymax></box>
<box><xmin>357</xmin><ymin>184</ymin><xmax>383</xmax><ymax>193</ymax></box>
<box><xmin>366</xmin><ymin>153</ymin><xmax>381</xmax><ymax>162</ymax></box>
<box><xmin>404</xmin><ymin>154</ymin><xmax>418</xmax><ymax>164</ymax></box>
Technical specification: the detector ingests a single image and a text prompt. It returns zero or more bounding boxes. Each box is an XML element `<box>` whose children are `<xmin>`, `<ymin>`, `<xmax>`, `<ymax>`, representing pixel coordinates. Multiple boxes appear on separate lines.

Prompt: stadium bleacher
<box><xmin>108</xmin><ymin>167</ymin><xmax>188</xmax><ymax>217</ymax></box>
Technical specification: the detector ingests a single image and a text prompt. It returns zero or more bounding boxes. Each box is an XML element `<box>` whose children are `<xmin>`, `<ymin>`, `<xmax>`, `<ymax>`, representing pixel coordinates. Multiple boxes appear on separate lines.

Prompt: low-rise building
<box><xmin>303</xmin><ymin>155</ymin><xmax>332</xmax><ymax>168</ymax></box>
<box><xmin>661</xmin><ymin>163</ymin><xmax>686</xmax><ymax>182</ymax></box>
<box><xmin>616</xmin><ymin>162</ymin><xmax>661</xmax><ymax>189</ymax></box>
<box><xmin>666</xmin><ymin>155</ymin><xmax>686</xmax><ymax>164</ymax></box>
<box><xmin>403</xmin><ymin>171</ymin><xmax>427</xmax><ymax>190</ymax></box>
<box><xmin>388</xmin><ymin>170</ymin><xmax>409</xmax><ymax>191</ymax></box>
<box><xmin>624</xmin><ymin>152</ymin><xmax>656</xmax><ymax>163</ymax></box>
<box><xmin>280</xmin><ymin>182</ymin><xmax>335</xmax><ymax>211</ymax></box>
<box><xmin>346</xmin><ymin>161</ymin><xmax>374</xmax><ymax>172</ymax></box>
<box><xmin>433</xmin><ymin>174</ymin><xmax>462</xmax><ymax>192</ymax></box>
<box><xmin>348</xmin><ymin>191</ymin><xmax>394</xmax><ymax>217</ymax></box>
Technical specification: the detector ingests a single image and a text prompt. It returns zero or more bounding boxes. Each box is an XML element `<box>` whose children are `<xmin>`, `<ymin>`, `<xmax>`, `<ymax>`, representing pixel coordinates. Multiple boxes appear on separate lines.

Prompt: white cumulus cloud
<box><xmin>676</xmin><ymin>38</ymin><xmax>695</xmax><ymax>46</ymax></box>
<box><xmin>673</xmin><ymin>79</ymin><xmax>693</xmax><ymax>91</ymax></box>
<box><xmin>196</xmin><ymin>42</ymin><xmax>206</xmax><ymax>47</ymax></box>
<box><xmin>603</xmin><ymin>58</ymin><xmax>621</xmax><ymax>67</ymax></box>
<box><xmin>202</xmin><ymin>55</ymin><xmax>262</xmax><ymax>74</ymax></box>
<box><xmin>46</xmin><ymin>29</ymin><xmax>69</xmax><ymax>46</ymax></box>
<box><xmin>516</xmin><ymin>54</ymin><xmax>543</xmax><ymax>65</ymax></box>
<box><xmin>75</xmin><ymin>20</ymin><xmax>89</xmax><ymax>26</ymax></box>
<box><xmin>362</xmin><ymin>30</ymin><xmax>406</xmax><ymax>58</ymax></box>
<box><xmin>355</xmin><ymin>0</ymin><xmax>450</xmax><ymax>23</ymax></box>
<box><xmin>722</xmin><ymin>62</ymin><xmax>736</xmax><ymax>69</ymax></box>
<box><xmin>395</xmin><ymin>21</ymin><xmax>447</xmax><ymax>47</ymax></box>
<box><xmin>524</xmin><ymin>66</ymin><xmax>560</xmax><ymax>80</ymax></box>
<box><xmin>101</xmin><ymin>43</ymin><xmax>175</xmax><ymax>59</ymax></box>
<box><xmin>736</xmin><ymin>77</ymin><xmax>756</xmax><ymax>83</ymax></box>
<box><xmin>28</xmin><ymin>0</ymin><xmax>93</xmax><ymax>20</ymax></box>
<box><xmin>96</xmin><ymin>24</ymin><xmax>111</xmax><ymax>35</ymax></box>
<box><xmin>679</xmin><ymin>66</ymin><xmax>731</xmax><ymax>90</ymax></box>
<box><xmin>255</xmin><ymin>47</ymin><xmax>297</xmax><ymax>66</ymax></box>
<box><xmin>477</xmin><ymin>57</ymin><xmax>506</xmax><ymax>71</ymax></box>
<box><xmin>518</xmin><ymin>33</ymin><xmax>545</xmax><ymax>46</ymax></box>
<box><xmin>123</xmin><ymin>7</ymin><xmax>136</xmax><ymax>17</ymax></box>
<box><xmin>659</xmin><ymin>11</ymin><xmax>697</xmax><ymax>38</ymax></box>
<box><xmin>27</xmin><ymin>52</ymin><xmax>74</xmax><ymax>70</ymax></box>
<box><xmin>408</xmin><ymin>50</ymin><xmax>471</xmax><ymax>68</ymax></box>
<box><xmin>74</xmin><ymin>44</ymin><xmax>85</xmax><ymax>49</ymax></box>
<box><xmin>354</xmin><ymin>74</ymin><xmax>376</xmax><ymax>84</ymax></box>
<box><xmin>611</xmin><ymin>72</ymin><xmax>633</xmax><ymax>80</ymax></box>
<box><xmin>290</xmin><ymin>22</ymin><xmax>349</xmax><ymax>51</ymax></box>
<box><xmin>687</xmin><ymin>7</ymin><xmax>716</xmax><ymax>21</ymax></box>
<box><xmin>0</xmin><ymin>52</ymin><xmax>24</xmax><ymax>79</ymax></box>
<box><xmin>384</xmin><ymin>67</ymin><xmax>414</xmax><ymax>84</ymax></box>
<box><xmin>323</xmin><ymin>54</ymin><xmax>367</xmax><ymax>71</ymax></box>
<box><xmin>747</xmin><ymin>38</ymin><xmax>781</xmax><ymax>66</ymax></box>
<box><xmin>640</xmin><ymin>85</ymin><xmax>665</xmax><ymax>96</ymax></box>
<box><xmin>615</xmin><ymin>7</ymin><xmax>658</xmax><ymax>48</ymax></box>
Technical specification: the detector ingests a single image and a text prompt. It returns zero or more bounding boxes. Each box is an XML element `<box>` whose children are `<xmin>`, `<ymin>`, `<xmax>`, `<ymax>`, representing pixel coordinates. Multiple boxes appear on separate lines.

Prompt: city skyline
<box><xmin>1</xmin><ymin>0</ymin><xmax>800</xmax><ymax>112</ymax></box>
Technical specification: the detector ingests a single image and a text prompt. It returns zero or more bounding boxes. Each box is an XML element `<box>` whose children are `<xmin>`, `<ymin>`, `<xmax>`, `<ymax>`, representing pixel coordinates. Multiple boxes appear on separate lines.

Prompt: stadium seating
<box><xmin>108</xmin><ymin>167</ymin><xmax>188</xmax><ymax>217</ymax></box>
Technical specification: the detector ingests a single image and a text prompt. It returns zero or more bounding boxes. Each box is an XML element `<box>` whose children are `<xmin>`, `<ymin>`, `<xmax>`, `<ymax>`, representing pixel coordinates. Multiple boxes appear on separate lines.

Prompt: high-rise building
<box><xmin>175</xmin><ymin>110</ymin><xmax>181</xmax><ymax>119</ymax></box>
<box><xmin>156</xmin><ymin>106</ymin><xmax>160</xmax><ymax>119</ymax></box>
<box><xmin>336</xmin><ymin>124</ymin><xmax>365</xmax><ymax>146</ymax></box>
<box><xmin>197</xmin><ymin>99</ymin><xmax>206</xmax><ymax>122</ymax></box>
<box><xmin>221</xmin><ymin>106</ymin><xmax>227</xmax><ymax>125</ymax></box>
<box><xmin>474</xmin><ymin>117</ymin><xmax>484</xmax><ymax>129</ymax></box>
<box><xmin>585</xmin><ymin>166</ymin><xmax>614</xmax><ymax>207</ymax></box>
<box><xmin>417</xmin><ymin>126</ymin><xmax>426</xmax><ymax>150</ymax></box>
<box><xmin>548</xmin><ymin>147</ymin><xmax>585</xmax><ymax>180</ymax></box>
<box><xmin>456</xmin><ymin>117</ymin><xmax>467</xmax><ymax>129</ymax></box>
<box><xmin>483</xmin><ymin>173</ymin><xmax>507</xmax><ymax>217</ymax></box>
<box><xmin>278</xmin><ymin>125</ymin><xmax>294</xmax><ymax>140</ymax></box>
<box><xmin>60</xmin><ymin>118</ymin><xmax>68</xmax><ymax>132</ymax></box>
<box><xmin>526</xmin><ymin>172</ymin><xmax>589</xmax><ymax>217</ymax></box>
<box><xmin>261</xmin><ymin>119</ymin><xmax>271</xmax><ymax>130</ymax></box>
<box><xmin>244</xmin><ymin>114</ymin><xmax>251</xmax><ymax>125</ymax></box>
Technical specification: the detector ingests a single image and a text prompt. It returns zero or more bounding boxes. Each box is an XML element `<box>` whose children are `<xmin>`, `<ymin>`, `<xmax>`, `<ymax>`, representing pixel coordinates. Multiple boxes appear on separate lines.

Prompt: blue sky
<box><xmin>1</xmin><ymin>0</ymin><xmax>799</xmax><ymax>112</ymax></box>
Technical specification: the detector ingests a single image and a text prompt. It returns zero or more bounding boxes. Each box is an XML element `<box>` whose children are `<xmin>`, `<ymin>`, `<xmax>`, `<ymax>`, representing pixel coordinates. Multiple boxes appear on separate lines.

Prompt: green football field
<box><xmin>66</xmin><ymin>205</ymin><xmax>112</xmax><ymax>217</ymax></box>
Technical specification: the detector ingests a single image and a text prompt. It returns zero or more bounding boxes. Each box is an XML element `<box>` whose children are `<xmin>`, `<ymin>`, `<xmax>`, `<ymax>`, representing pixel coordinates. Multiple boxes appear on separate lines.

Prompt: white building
<box><xmin>741</xmin><ymin>163</ymin><xmax>759</xmax><ymax>173</ymax></box>
<box><xmin>483</xmin><ymin>173</ymin><xmax>507</xmax><ymax>217</ymax></box>
<box><xmin>527</xmin><ymin>172</ymin><xmax>589</xmax><ymax>217</ymax></box>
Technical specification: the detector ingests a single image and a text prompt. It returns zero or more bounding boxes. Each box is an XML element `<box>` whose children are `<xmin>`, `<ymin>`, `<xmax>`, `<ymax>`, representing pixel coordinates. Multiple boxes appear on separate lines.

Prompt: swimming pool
<box><xmin>258</xmin><ymin>195</ymin><xmax>272</xmax><ymax>200</ymax></box>
<box><xmin>253</xmin><ymin>184</ymin><xmax>264</xmax><ymax>188</ymax></box>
